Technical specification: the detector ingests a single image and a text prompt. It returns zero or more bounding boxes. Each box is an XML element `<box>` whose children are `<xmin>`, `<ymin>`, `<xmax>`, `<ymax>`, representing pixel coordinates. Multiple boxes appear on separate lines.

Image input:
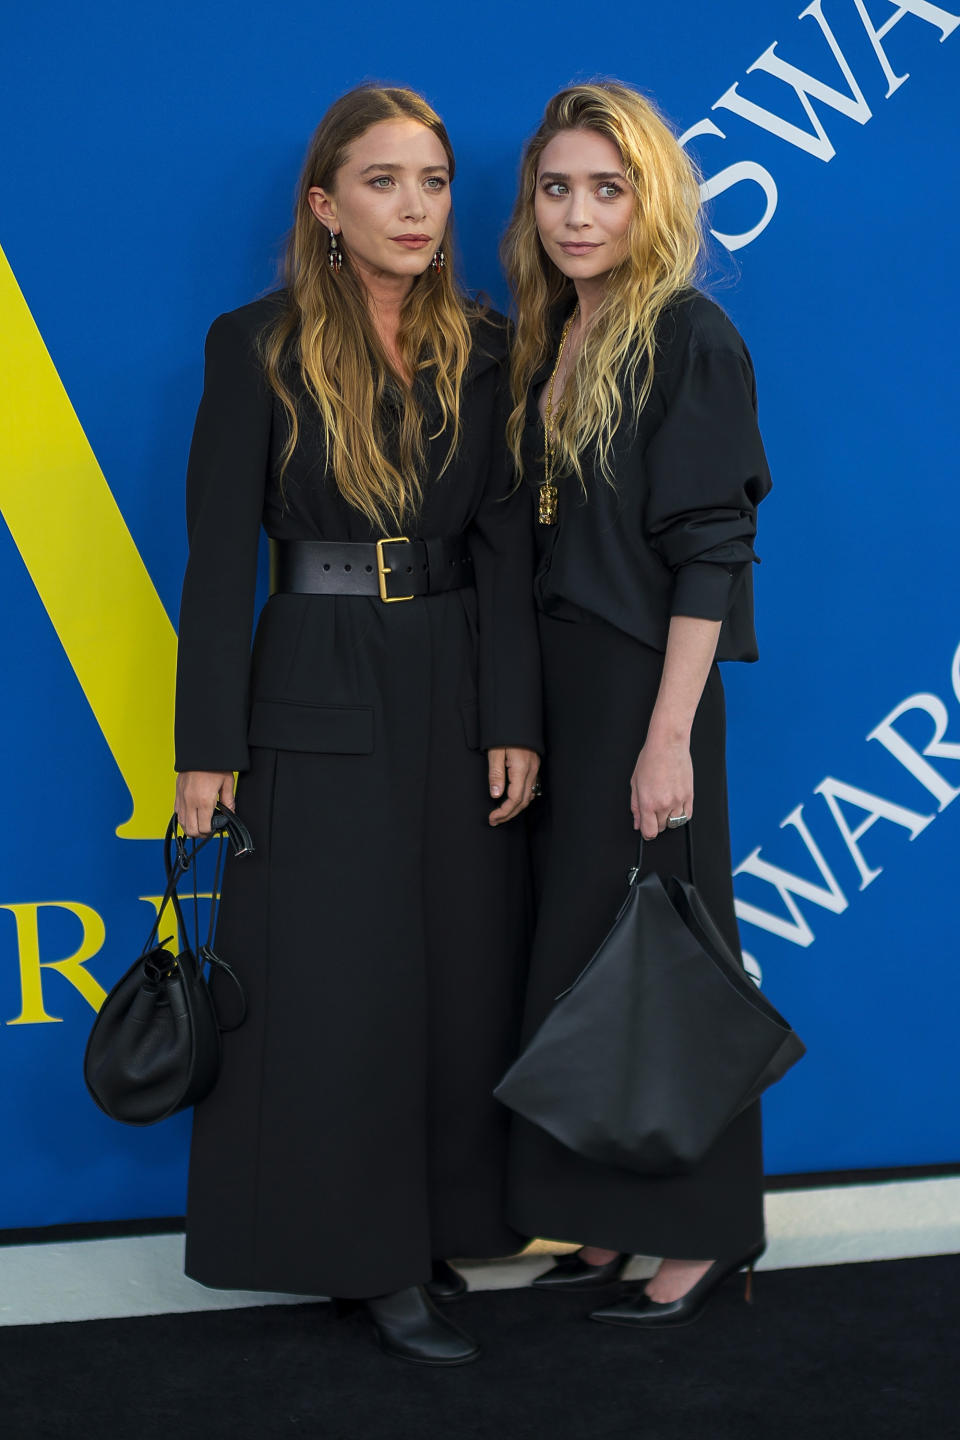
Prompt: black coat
<box><xmin>176</xmin><ymin>295</ymin><xmax>542</xmax><ymax>770</ymax></box>
<box><xmin>175</xmin><ymin>296</ymin><xmax>542</xmax><ymax>1297</ymax></box>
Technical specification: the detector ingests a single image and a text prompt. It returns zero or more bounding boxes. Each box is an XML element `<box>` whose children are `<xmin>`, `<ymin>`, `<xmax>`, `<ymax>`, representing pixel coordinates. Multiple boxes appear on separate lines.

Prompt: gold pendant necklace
<box><xmin>539</xmin><ymin>306</ymin><xmax>579</xmax><ymax>526</ymax></box>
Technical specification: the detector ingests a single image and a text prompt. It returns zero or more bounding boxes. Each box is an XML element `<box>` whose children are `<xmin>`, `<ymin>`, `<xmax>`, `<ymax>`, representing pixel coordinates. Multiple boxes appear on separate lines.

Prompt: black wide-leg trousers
<box><xmin>507</xmin><ymin>613</ymin><xmax>765</xmax><ymax>1258</ymax></box>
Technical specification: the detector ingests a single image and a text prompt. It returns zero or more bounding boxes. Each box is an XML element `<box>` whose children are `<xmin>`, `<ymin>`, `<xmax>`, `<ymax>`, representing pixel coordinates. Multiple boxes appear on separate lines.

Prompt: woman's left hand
<box><xmin>630</xmin><ymin>737</ymin><xmax>693</xmax><ymax>840</ymax></box>
<box><xmin>488</xmin><ymin>746</ymin><xmax>541</xmax><ymax>826</ymax></box>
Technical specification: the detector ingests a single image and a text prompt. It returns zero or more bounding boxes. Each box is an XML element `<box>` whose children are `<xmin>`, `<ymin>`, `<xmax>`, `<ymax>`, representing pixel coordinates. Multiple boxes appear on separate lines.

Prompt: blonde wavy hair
<box><xmin>502</xmin><ymin>81</ymin><xmax>703</xmax><ymax>484</ymax></box>
<box><xmin>262</xmin><ymin>85</ymin><xmax>474</xmax><ymax>529</ymax></box>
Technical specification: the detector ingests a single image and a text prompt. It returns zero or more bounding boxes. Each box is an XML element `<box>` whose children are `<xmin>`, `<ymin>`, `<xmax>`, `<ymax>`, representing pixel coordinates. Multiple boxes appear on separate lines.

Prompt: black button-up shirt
<box><xmin>524</xmin><ymin>289</ymin><xmax>772</xmax><ymax>662</ymax></box>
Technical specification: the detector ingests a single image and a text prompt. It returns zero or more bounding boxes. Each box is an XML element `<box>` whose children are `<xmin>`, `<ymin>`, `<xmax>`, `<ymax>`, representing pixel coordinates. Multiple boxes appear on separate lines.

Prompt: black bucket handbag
<box><xmin>495</xmin><ymin>834</ymin><xmax>805</xmax><ymax>1175</ymax></box>
<box><xmin>84</xmin><ymin>805</ymin><xmax>253</xmax><ymax>1127</ymax></box>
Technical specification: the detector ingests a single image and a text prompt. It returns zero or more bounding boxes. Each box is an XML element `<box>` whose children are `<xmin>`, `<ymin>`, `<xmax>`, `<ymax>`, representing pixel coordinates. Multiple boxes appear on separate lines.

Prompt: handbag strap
<box><xmin>140</xmin><ymin>820</ymin><xmax>191</xmax><ymax>954</ymax></box>
<box><xmin>189</xmin><ymin>807</ymin><xmax>251</xmax><ymax>1031</ymax></box>
<box><xmin>142</xmin><ymin>805</ymin><xmax>253</xmax><ymax>955</ymax></box>
<box><xmin>139</xmin><ymin>806</ymin><xmax>251</xmax><ymax>1031</ymax></box>
<box><xmin>629</xmin><ymin>820</ymin><xmax>697</xmax><ymax>888</ymax></box>
<box><xmin>210</xmin><ymin>805</ymin><xmax>254</xmax><ymax>855</ymax></box>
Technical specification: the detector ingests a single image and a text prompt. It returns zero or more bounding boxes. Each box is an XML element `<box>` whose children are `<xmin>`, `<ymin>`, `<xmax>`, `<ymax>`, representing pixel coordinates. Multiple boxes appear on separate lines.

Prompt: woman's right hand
<box><xmin>175</xmin><ymin>770</ymin><xmax>235</xmax><ymax>837</ymax></box>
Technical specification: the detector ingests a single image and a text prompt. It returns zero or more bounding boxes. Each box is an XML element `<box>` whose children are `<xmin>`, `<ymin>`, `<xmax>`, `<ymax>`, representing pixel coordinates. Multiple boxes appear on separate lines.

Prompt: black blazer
<box><xmin>525</xmin><ymin>289</ymin><xmax>772</xmax><ymax>662</ymax></box>
<box><xmin>175</xmin><ymin>295</ymin><xmax>543</xmax><ymax>772</ymax></box>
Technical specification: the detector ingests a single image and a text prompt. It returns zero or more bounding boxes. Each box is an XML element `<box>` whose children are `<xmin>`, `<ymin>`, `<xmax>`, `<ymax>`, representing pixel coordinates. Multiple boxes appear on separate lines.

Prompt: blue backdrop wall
<box><xmin>1</xmin><ymin>0</ymin><xmax>958</xmax><ymax>1228</ymax></box>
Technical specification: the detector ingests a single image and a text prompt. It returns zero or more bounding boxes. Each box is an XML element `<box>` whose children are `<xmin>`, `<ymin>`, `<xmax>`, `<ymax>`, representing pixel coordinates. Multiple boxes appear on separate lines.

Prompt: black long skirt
<box><xmin>506</xmin><ymin>612</ymin><xmax>765</xmax><ymax>1258</ymax></box>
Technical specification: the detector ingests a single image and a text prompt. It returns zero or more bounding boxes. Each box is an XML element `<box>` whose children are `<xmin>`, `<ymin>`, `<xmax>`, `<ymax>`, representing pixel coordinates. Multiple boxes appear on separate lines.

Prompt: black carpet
<box><xmin>4</xmin><ymin>1256</ymin><xmax>956</xmax><ymax>1440</ymax></box>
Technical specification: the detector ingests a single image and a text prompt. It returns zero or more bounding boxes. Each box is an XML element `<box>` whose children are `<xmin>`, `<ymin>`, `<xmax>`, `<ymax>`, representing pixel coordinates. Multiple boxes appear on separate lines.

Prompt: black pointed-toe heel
<box><xmin>365</xmin><ymin>1285</ymin><xmax>480</xmax><ymax>1365</ymax></box>
<box><xmin>589</xmin><ymin>1241</ymin><xmax>766</xmax><ymax>1329</ymax></box>
<box><xmin>425</xmin><ymin>1259</ymin><xmax>468</xmax><ymax>1302</ymax></box>
<box><xmin>532</xmin><ymin>1250</ymin><xmax>631</xmax><ymax>1292</ymax></box>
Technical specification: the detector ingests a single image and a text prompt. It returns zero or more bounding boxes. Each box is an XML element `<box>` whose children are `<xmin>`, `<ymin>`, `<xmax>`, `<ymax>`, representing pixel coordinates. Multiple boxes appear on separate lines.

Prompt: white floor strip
<box><xmin>1</xmin><ymin>1176</ymin><xmax>958</xmax><ymax>1327</ymax></box>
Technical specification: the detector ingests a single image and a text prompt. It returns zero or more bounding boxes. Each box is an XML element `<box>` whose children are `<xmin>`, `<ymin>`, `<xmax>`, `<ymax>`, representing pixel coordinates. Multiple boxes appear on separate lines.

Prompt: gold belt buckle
<box><xmin>376</xmin><ymin>536</ymin><xmax>414</xmax><ymax>602</ymax></box>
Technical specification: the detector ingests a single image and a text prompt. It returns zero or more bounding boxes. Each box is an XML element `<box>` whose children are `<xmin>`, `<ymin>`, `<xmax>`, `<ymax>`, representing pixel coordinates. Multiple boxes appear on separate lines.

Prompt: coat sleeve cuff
<box><xmin>479</xmin><ymin>734</ymin><xmax>545</xmax><ymax>757</ymax></box>
<box><xmin>670</xmin><ymin>561</ymin><xmax>740</xmax><ymax>621</ymax></box>
<box><xmin>174</xmin><ymin>750</ymin><xmax>249</xmax><ymax>775</ymax></box>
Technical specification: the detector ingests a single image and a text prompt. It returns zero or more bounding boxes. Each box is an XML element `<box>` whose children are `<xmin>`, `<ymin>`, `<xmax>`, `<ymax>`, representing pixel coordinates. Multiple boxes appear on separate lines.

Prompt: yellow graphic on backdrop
<box><xmin>1</xmin><ymin>902</ymin><xmax>108</xmax><ymax>1024</ymax></box>
<box><xmin>0</xmin><ymin>243</ymin><xmax>176</xmax><ymax>840</ymax></box>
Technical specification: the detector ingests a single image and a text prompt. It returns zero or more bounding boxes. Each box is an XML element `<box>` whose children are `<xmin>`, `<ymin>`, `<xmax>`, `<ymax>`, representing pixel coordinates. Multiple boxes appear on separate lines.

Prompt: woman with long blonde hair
<box><xmin>502</xmin><ymin>82</ymin><xmax>771</xmax><ymax>1326</ymax></box>
<box><xmin>173</xmin><ymin>84</ymin><xmax>541</xmax><ymax>1365</ymax></box>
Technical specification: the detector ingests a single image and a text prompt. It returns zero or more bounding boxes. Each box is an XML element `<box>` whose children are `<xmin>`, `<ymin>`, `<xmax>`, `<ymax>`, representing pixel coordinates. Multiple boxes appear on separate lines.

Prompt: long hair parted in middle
<box><xmin>502</xmin><ymin>82</ymin><xmax>703</xmax><ymax>485</ymax></box>
<box><xmin>263</xmin><ymin>85</ymin><xmax>474</xmax><ymax>529</ymax></box>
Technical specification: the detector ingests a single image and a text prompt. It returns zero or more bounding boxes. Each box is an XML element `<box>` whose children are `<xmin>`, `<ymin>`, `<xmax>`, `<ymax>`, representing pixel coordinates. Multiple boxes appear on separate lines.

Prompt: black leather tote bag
<box><xmin>495</xmin><ymin>837</ymin><xmax>805</xmax><ymax>1175</ymax></box>
<box><xmin>84</xmin><ymin>806</ymin><xmax>252</xmax><ymax>1126</ymax></box>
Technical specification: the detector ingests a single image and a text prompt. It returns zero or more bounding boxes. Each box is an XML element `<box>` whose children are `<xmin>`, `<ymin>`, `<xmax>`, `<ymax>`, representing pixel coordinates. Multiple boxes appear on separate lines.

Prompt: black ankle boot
<box><xmin>365</xmin><ymin>1285</ymin><xmax>480</xmax><ymax>1365</ymax></box>
<box><xmin>425</xmin><ymin>1259</ymin><xmax>468</xmax><ymax>1302</ymax></box>
<box><xmin>532</xmin><ymin>1250</ymin><xmax>630</xmax><ymax>1292</ymax></box>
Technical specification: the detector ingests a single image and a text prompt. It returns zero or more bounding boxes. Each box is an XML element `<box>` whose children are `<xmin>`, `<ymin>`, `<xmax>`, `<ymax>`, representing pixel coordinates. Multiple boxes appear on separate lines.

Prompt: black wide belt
<box><xmin>270</xmin><ymin>536</ymin><xmax>474</xmax><ymax>603</ymax></box>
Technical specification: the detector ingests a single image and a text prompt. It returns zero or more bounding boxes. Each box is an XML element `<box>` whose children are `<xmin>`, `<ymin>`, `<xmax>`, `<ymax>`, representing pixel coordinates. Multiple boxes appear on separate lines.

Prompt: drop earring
<box><xmin>328</xmin><ymin>230</ymin><xmax>342</xmax><ymax>274</ymax></box>
<box><xmin>431</xmin><ymin>247</ymin><xmax>445</xmax><ymax>273</ymax></box>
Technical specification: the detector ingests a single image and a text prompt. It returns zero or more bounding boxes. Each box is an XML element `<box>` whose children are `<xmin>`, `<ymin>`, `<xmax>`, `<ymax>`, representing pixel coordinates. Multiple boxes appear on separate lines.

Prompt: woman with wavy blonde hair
<box><xmin>173</xmin><ymin>84</ymin><xmax>541</xmax><ymax>1365</ymax></box>
<box><xmin>502</xmin><ymin>82</ymin><xmax>772</xmax><ymax>1326</ymax></box>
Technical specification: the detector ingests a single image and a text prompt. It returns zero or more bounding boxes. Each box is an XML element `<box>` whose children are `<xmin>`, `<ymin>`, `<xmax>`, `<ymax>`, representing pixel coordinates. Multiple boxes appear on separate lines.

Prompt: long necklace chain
<box><xmin>539</xmin><ymin>306</ymin><xmax>579</xmax><ymax>526</ymax></box>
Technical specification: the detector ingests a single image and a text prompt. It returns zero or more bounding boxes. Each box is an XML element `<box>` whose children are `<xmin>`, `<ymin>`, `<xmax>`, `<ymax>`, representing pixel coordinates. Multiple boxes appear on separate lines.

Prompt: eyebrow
<box><xmin>359</xmin><ymin>162</ymin><xmax>450</xmax><ymax>175</ymax></box>
<box><xmin>539</xmin><ymin>170</ymin><xmax>626</xmax><ymax>182</ymax></box>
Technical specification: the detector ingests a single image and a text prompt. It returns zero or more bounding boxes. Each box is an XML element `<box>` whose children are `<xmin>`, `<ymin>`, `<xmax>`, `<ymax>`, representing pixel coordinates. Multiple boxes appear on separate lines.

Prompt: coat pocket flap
<box><xmin>248</xmin><ymin>700</ymin><xmax>374</xmax><ymax>754</ymax></box>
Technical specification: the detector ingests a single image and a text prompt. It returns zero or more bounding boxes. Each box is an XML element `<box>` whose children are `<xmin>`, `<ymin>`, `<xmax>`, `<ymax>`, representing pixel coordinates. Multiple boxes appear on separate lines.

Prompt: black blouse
<box><xmin>524</xmin><ymin>289</ymin><xmax>772</xmax><ymax>662</ymax></box>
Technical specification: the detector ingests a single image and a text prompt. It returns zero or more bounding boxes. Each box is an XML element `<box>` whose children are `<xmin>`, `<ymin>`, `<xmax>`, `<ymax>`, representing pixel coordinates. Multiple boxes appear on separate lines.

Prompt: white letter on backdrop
<box><xmin>679</xmin><ymin>118</ymin><xmax>779</xmax><ymax>250</ymax></box>
<box><xmin>852</xmin><ymin>0</ymin><xmax>960</xmax><ymax>98</ymax></box>
<box><xmin>813</xmin><ymin>777</ymin><xmax>934</xmax><ymax>889</ymax></box>
<box><xmin>713</xmin><ymin>1</ymin><xmax>873</xmax><ymax>162</ymax></box>
<box><xmin>867</xmin><ymin>693</ymin><xmax>960</xmax><ymax>809</ymax></box>
<box><xmin>733</xmin><ymin>804</ymin><xmax>848</xmax><ymax>947</ymax></box>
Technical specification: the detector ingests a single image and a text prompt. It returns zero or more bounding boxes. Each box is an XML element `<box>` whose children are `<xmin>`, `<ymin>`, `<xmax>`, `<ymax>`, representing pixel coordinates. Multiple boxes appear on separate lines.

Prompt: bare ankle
<box><xmin>644</xmin><ymin>1257</ymin><xmax>713</xmax><ymax>1304</ymax></box>
<box><xmin>580</xmin><ymin>1246</ymin><xmax>620</xmax><ymax>1266</ymax></box>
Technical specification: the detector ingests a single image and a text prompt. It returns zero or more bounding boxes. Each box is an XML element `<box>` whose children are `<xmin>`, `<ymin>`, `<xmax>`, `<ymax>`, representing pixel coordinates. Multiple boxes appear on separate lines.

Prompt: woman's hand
<box><xmin>487</xmin><ymin>746</ymin><xmax>541</xmax><ymax>826</ymax></box>
<box><xmin>629</xmin><ymin>614</ymin><xmax>719</xmax><ymax>840</ymax></box>
<box><xmin>175</xmin><ymin>770</ymin><xmax>235</xmax><ymax>837</ymax></box>
<box><xmin>630</xmin><ymin>738</ymin><xmax>693</xmax><ymax>840</ymax></box>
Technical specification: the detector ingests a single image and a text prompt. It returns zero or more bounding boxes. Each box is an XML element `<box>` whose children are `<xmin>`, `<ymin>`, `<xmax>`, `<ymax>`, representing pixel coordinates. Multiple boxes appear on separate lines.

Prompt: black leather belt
<box><xmin>270</xmin><ymin>536</ymin><xmax>474</xmax><ymax>603</ymax></box>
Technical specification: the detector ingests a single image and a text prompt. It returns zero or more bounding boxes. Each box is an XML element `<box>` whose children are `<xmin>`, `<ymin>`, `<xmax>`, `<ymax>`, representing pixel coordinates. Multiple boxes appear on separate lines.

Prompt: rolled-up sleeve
<box><xmin>644</xmin><ymin>339</ymin><xmax>772</xmax><ymax>621</ymax></box>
